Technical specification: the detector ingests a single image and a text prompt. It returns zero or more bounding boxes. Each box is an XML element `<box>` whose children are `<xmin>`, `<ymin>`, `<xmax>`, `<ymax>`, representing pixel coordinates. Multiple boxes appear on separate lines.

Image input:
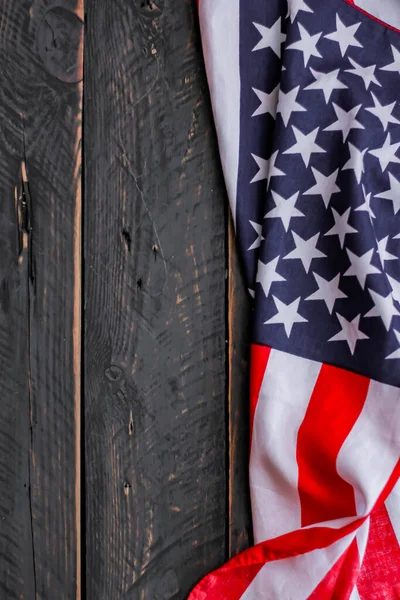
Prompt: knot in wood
<box><xmin>38</xmin><ymin>7</ymin><xmax>83</xmax><ymax>83</ymax></box>
<box><xmin>155</xmin><ymin>569</ymin><xmax>179</xmax><ymax>599</ymax></box>
<box><xmin>139</xmin><ymin>0</ymin><xmax>164</xmax><ymax>18</ymax></box>
<box><xmin>105</xmin><ymin>365</ymin><xmax>124</xmax><ymax>382</ymax></box>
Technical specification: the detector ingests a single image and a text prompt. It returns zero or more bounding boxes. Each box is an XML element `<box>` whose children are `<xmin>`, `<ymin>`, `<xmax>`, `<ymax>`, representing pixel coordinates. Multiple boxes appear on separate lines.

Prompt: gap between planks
<box><xmin>73</xmin><ymin>1</ymin><xmax>84</xmax><ymax>597</ymax></box>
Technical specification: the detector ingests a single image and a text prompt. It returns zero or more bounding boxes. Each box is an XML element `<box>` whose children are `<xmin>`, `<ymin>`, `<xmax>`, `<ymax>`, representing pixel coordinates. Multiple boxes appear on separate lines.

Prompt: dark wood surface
<box><xmin>228</xmin><ymin>217</ymin><xmax>253</xmax><ymax>559</ymax></box>
<box><xmin>0</xmin><ymin>0</ymin><xmax>251</xmax><ymax>598</ymax></box>
<box><xmin>0</xmin><ymin>1</ymin><xmax>83</xmax><ymax>599</ymax></box>
<box><xmin>84</xmin><ymin>1</ymin><xmax>230</xmax><ymax>597</ymax></box>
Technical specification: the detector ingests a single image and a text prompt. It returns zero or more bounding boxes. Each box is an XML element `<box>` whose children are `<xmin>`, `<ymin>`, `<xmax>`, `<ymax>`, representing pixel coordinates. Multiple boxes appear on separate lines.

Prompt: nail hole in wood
<box><xmin>122</xmin><ymin>229</ymin><xmax>132</xmax><ymax>252</ymax></box>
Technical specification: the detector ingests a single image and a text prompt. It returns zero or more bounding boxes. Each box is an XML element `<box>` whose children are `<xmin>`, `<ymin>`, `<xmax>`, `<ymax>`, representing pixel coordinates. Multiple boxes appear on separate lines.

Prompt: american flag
<box><xmin>190</xmin><ymin>0</ymin><xmax>400</xmax><ymax>598</ymax></box>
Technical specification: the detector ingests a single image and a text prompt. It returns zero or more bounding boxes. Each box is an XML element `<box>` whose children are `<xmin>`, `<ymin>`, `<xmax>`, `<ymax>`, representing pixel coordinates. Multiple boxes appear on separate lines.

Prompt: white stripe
<box><xmin>241</xmin><ymin>532</ymin><xmax>356</xmax><ymax>600</ymax></box>
<box><xmin>250</xmin><ymin>350</ymin><xmax>321</xmax><ymax>543</ymax></box>
<box><xmin>199</xmin><ymin>0</ymin><xmax>240</xmax><ymax>223</ymax></box>
<box><xmin>354</xmin><ymin>0</ymin><xmax>400</xmax><ymax>29</ymax></box>
<box><xmin>386</xmin><ymin>480</ymin><xmax>400</xmax><ymax>545</ymax></box>
<box><xmin>350</xmin><ymin>587</ymin><xmax>361</xmax><ymax>600</ymax></box>
<box><xmin>337</xmin><ymin>379</ymin><xmax>400</xmax><ymax>517</ymax></box>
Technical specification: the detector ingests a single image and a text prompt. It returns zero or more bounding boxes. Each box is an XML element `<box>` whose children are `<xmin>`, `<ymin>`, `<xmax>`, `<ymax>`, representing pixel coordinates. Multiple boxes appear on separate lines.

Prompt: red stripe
<box><xmin>331</xmin><ymin>539</ymin><xmax>360</xmax><ymax>600</ymax></box>
<box><xmin>249</xmin><ymin>344</ymin><xmax>271</xmax><ymax>444</ymax></box>
<box><xmin>188</xmin><ymin>562</ymin><xmax>264</xmax><ymax>600</ymax></box>
<box><xmin>297</xmin><ymin>365</ymin><xmax>370</xmax><ymax>527</ymax></box>
<box><xmin>357</xmin><ymin>504</ymin><xmax>400</xmax><ymax>600</ymax></box>
<box><xmin>308</xmin><ymin>538</ymin><xmax>360</xmax><ymax>600</ymax></box>
<box><xmin>189</xmin><ymin>462</ymin><xmax>399</xmax><ymax>599</ymax></box>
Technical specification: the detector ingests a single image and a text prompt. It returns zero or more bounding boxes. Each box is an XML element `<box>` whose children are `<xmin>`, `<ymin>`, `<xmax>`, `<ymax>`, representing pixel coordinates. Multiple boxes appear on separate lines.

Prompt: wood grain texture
<box><xmin>0</xmin><ymin>1</ymin><xmax>83</xmax><ymax>598</ymax></box>
<box><xmin>228</xmin><ymin>216</ymin><xmax>253</xmax><ymax>559</ymax></box>
<box><xmin>84</xmin><ymin>0</ymin><xmax>228</xmax><ymax>598</ymax></box>
<box><xmin>0</xmin><ymin>1</ymin><xmax>252</xmax><ymax>597</ymax></box>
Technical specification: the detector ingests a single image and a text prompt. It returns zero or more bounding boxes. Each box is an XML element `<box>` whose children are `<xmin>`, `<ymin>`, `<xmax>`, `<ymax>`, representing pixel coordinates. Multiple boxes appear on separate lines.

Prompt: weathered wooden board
<box><xmin>0</xmin><ymin>1</ymin><xmax>83</xmax><ymax>598</ymax></box>
<box><xmin>228</xmin><ymin>217</ymin><xmax>253</xmax><ymax>559</ymax></box>
<box><xmin>0</xmin><ymin>0</ymin><xmax>251</xmax><ymax>597</ymax></box>
<box><xmin>84</xmin><ymin>0</ymin><xmax>231</xmax><ymax>597</ymax></box>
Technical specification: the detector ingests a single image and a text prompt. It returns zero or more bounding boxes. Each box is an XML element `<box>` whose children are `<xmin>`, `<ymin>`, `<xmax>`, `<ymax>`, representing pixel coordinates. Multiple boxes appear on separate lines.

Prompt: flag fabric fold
<box><xmin>190</xmin><ymin>0</ymin><xmax>400</xmax><ymax>598</ymax></box>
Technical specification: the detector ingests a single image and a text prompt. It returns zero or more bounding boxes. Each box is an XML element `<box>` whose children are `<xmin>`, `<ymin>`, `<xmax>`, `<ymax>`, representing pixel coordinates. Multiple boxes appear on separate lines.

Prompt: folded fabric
<box><xmin>190</xmin><ymin>1</ymin><xmax>400</xmax><ymax>598</ymax></box>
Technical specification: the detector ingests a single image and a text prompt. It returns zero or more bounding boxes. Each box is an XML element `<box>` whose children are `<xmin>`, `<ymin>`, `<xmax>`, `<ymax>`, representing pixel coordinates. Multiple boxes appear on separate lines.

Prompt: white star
<box><xmin>375</xmin><ymin>172</ymin><xmax>400</xmax><ymax>214</ymax></box>
<box><xmin>369</xmin><ymin>133</ymin><xmax>400</xmax><ymax>172</ymax></box>
<box><xmin>277</xmin><ymin>86</ymin><xmax>307</xmax><ymax>126</ymax></box>
<box><xmin>345</xmin><ymin>57</ymin><xmax>381</xmax><ymax>90</ymax></box>
<box><xmin>324</xmin><ymin>14</ymin><xmax>362</xmax><ymax>57</ymax></box>
<box><xmin>287</xmin><ymin>23</ymin><xmax>322</xmax><ymax>67</ymax></box>
<box><xmin>325</xmin><ymin>207</ymin><xmax>358</xmax><ymax>248</ymax></box>
<box><xmin>304</xmin><ymin>67</ymin><xmax>348</xmax><ymax>103</ymax></box>
<box><xmin>355</xmin><ymin>185</ymin><xmax>376</xmax><ymax>221</ymax></box>
<box><xmin>253</xmin><ymin>18</ymin><xmax>286</xmax><ymax>57</ymax></box>
<box><xmin>283</xmin><ymin>231</ymin><xmax>326</xmax><ymax>273</ymax></box>
<box><xmin>267</xmin><ymin>151</ymin><xmax>286</xmax><ymax>188</ymax></box>
<box><xmin>328</xmin><ymin>313</ymin><xmax>369</xmax><ymax>355</ymax></box>
<box><xmin>252</xmin><ymin>85</ymin><xmax>280</xmax><ymax>118</ymax></box>
<box><xmin>344</xmin><ymin>248</ymin><xmax>381</xmax><ymax>289</ymax></box>
<box><xmin>342</xmin><ymin>142</ymin><xmax>368</xmax><ymax>184</ymax></box>
<box><xmin>377</xmin><ymin>236</ymin><xmax>397</xmax><ymax>266</ymax></box>
<box><xmin>251</xmin><ymin>152</ymin><xmax>286</xmax><ymax>186</ymax></box>
<box><xmin>365</xmin><ymin>288</ymin><xmax>400</xmax><ymax>331</ymax></box>
<box><xmin>287</xmin><ymin>0</ymin><xmax>313</xmax><ymax>22</ymax></box>
<box><xmin>264</xmin><ymin>190</ymin><xmax>305</xmax><ymax>232</ymax></box>
<box><xmin>256</xmin><ymin>256</ymin><xmax>286</xmax><ymax>297</ymax></box>
<box><xmin>365</xmin><ymin>93</ymin><xmax>400</xmax><ymax>131</ymax></box>
<box><xmin>386</xmin><ymin>330</ymin><xmax>400</xmax><ymax>360</ymax></box>
<box><xmin>250</xmin><ymin>154</ymin><xmax>269</xmax><ymax>183</ymax></box>
<box><xmin>248</xmin><ymin>288</ymin><xmax>255</xmax><ymax>299</ymax></box>
<box><xmin>324</xmin><ymin>103</ymin><xmax>364</xmax><ymax>142</ymax></box>
<box><xmin>375</xmin><ymin>173</ymin><xmax>400</xmax><ymax>215</ymax></box>
<box><xmin>303</xmin><ymin>167</ymin><xmax>340</xmax><ymax>208</ymax></box>
<box><xmin>389</xmin><ymin>275</ymin><xmax>400</xmax><ymax>304</ymax></box>
<box><xmin>380</xmin><ymin>45</ymin><xmax>400</xmax><ymax>75</ymax></box>
<box><xmin>248</xmin><ymin>221</ymin><xmax>265</xmax><ymax>251</ymax></box>
<box><xmin>265</xmin><ymin>296</ymin><xmax>308</xmax><ymax>337</ymax></box>
<box><xmin>306</xmin><ymin>272</ymin><xmax>347</xmax><ymax>313</ymax></box>
<box><xmin>283</xmin><ymin>125</ymin><xmax>325</xmax><ymax>167</ymax></box>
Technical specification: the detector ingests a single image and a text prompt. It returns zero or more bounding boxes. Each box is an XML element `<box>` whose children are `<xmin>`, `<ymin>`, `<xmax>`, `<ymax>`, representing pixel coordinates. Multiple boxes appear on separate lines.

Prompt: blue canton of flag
<box><xmin>235</xmin><ymin>0</ymin><xmax>400</xmax><ymax>387</ymax></box>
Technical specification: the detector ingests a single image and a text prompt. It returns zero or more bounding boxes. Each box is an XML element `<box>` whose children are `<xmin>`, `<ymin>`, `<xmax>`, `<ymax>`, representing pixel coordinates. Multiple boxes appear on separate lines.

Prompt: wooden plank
<box><xmin>228</xmin><ymin>216</ymin><xmax>253</xmax><ymax>559</ymax></box>
<box><xmin>0</xmin><ymin>1</ymin><xmax>83</xmax><ymax>598</ymax></box>
<box><xmin>0</xmin><ymin>159</ymin><xmax>34</xmax><ymax>597</ymax></box>
<box><xmin>84</xmin><ymin>1</ymin><xmax>228</xmax><ymax>597</ymax></box>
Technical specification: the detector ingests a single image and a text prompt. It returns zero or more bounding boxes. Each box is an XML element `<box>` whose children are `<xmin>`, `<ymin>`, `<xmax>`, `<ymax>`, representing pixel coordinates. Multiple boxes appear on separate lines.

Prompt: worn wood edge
<box><xmin>228</xmin><ymin>214</ymin><xmax>234</xmax><ymax>559</ymax></box>
<box><xmin>227</xmin><ymin>213</ymin><xmax>253</xmax><ymax>558</ymax></box>
<box><xmin>73</xmin><ymin>140</ymin><xmax>82</xmax><ymax>600</ymax></box>
<box><xmin>227</xmin><ymin>214</ymin><xmax>238</xmax><ymax>559</ymax></box>
<box><xmin>73</xmin><ymin>1</ymin><xmax>83</xmax><ymax>596</ymax></box>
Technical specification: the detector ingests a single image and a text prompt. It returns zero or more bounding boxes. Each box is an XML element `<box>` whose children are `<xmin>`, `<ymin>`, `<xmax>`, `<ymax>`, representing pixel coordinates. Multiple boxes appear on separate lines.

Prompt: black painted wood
<box><xmin>84</xmin><ymin>0</ymin><xmax>230</xmax><ymax>597</ymax></box>
<box><xmin>228</xmin><ymin>217</ymin><xmax>253</xmax><ymax>559</ymax></box>
<box><xmin>0</xmin><ymin>1</ymin><xmax>83</xmax><ymax>598</ymax></box>
<box><xmin>0</xmin><ymin>1</ymin><xmax>251</xmax><ymax>597</ymax></box>
<box><xmin>0</xmin><ymin>153</ymin><xmax>34</xmax><ymax>599</ymax></box>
